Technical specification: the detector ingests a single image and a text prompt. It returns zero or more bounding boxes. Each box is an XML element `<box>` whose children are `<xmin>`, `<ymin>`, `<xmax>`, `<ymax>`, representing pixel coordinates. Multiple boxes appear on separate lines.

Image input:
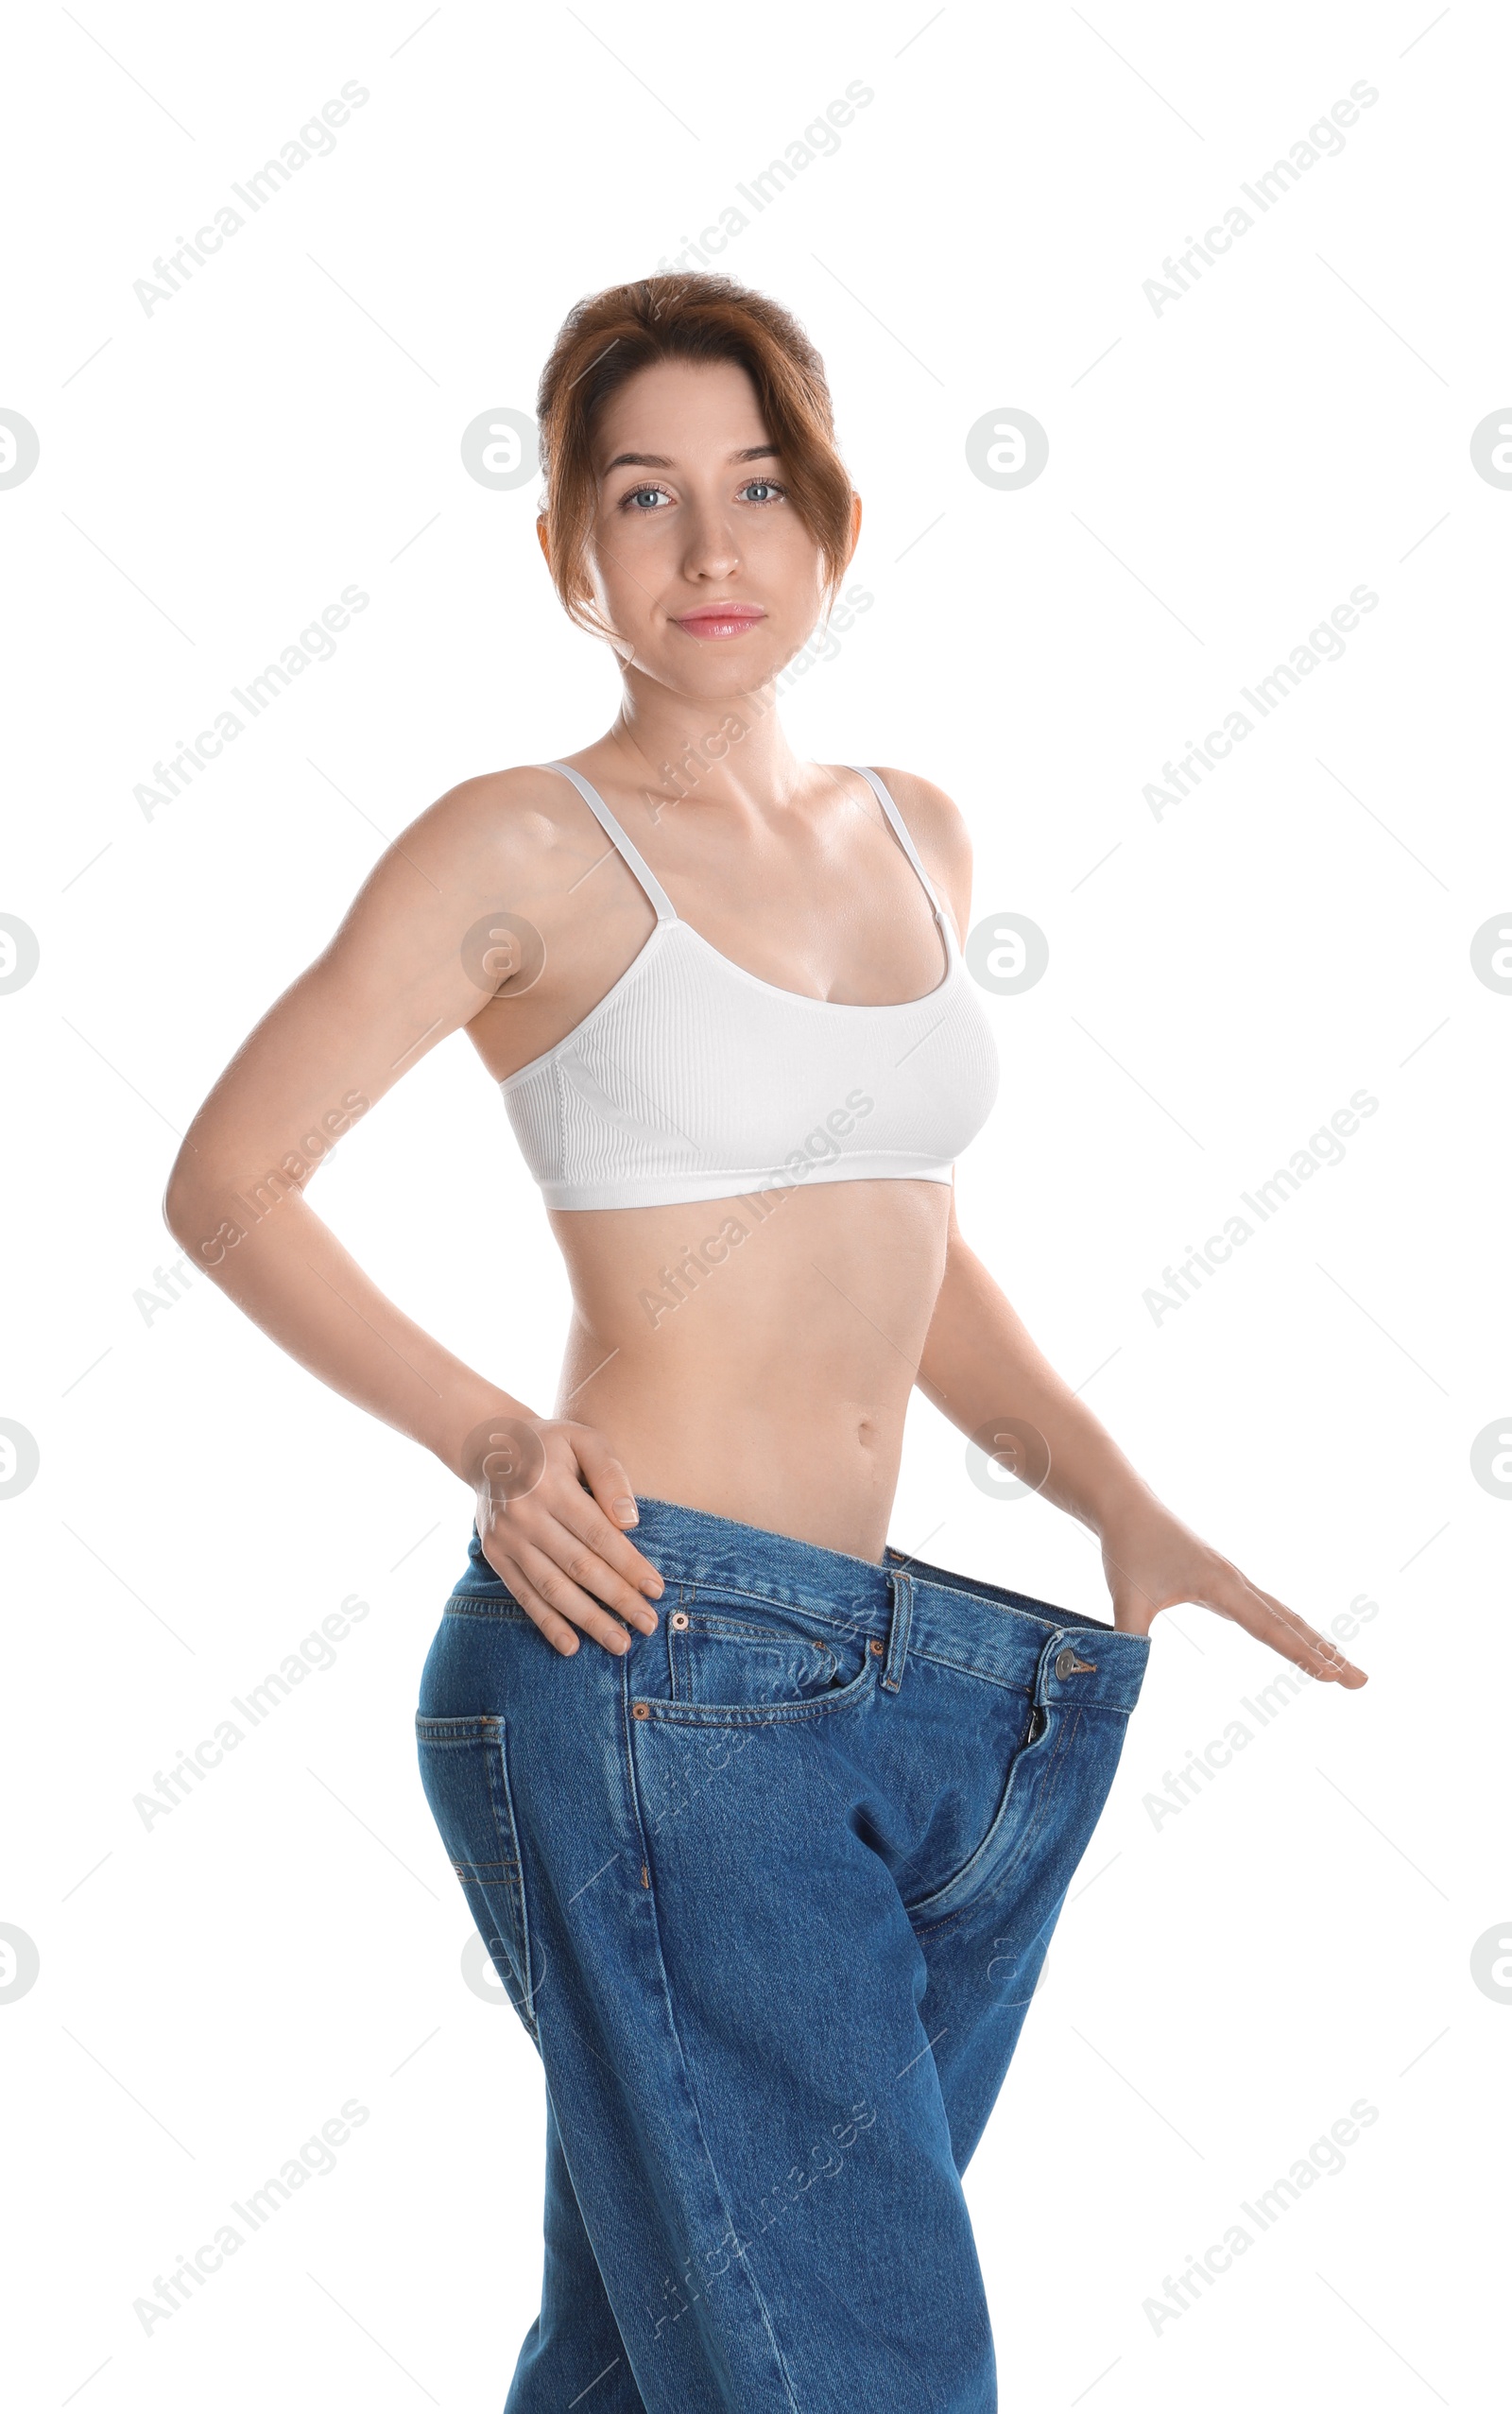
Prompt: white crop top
<box><xmin>498</xmin><ymin>762</ymin><xmax>1000</xmax><ymax>1211</ymax></box>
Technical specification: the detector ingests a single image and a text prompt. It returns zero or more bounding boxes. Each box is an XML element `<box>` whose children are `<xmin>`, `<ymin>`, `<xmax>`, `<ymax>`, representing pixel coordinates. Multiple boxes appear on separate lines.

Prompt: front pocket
<box><xmin>671</xmin><ymin>1612</ymin><xmax>843</xmax><ymax>1706</ymax></box>
<box><xmin>634</xmin><ymin>1591</ymin><xmax>879</xmax><ymax>1728</ymax></box>
<box><xmin>414</xmin><ymin>1713</ymin><xmax>539</xmax><ymax>2042</ymax></box>
<box><xmin>902</xmin><ymin>1701</ymin><xmax>1079</xmax><ymax>1934</ymax></box>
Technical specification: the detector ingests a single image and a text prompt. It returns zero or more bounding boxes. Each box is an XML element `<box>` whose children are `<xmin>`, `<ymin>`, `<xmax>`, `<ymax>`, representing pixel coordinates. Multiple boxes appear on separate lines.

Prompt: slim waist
<box><xmin>459</xmin><ymin>1493</ymin><xmax>1150</xmax><ymax>1714</ymax></box>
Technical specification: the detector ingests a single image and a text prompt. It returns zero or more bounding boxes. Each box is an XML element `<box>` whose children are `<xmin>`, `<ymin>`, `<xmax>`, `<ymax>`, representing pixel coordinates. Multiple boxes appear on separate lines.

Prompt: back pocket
<box><xmin>415</xmin><ymin>1713</ymin><xmax>539</xmax><ymax>2043</ymax></box>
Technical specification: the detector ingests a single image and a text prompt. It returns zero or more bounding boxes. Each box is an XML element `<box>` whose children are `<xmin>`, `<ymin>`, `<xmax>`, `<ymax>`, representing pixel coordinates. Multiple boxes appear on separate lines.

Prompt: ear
<box><xmin>844</xmin><ymin>488</ymin><xmax>863</xmax><ymax>569</ymax></box>
<box><xmin>535</xmin><ymin>513</ymin><xmax>551</xmax><ymax>570</ymax></box>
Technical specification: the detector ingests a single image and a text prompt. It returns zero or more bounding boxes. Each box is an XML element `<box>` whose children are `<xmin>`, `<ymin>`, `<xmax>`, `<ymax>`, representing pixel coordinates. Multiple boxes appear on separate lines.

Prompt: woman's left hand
<box><xmin>1098</xmin><ymin>1492</ymin><xmax>1367</xmax><ymax>1687</ymax></box>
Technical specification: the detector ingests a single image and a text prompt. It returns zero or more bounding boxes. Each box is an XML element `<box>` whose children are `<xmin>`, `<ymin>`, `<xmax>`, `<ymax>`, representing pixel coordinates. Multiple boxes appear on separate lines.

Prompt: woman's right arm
<box><xmin>162</xmin><ymin>770</ymin><xmax>664</xmax><ymax>1656</ymax></box>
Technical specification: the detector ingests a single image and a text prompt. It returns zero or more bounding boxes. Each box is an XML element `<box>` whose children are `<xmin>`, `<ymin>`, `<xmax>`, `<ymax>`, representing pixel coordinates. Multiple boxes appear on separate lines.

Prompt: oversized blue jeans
<box><xmin>415</xmin><ymin>1494</ymin><xmax>1150</xmax><ymax>2411</ymax></box>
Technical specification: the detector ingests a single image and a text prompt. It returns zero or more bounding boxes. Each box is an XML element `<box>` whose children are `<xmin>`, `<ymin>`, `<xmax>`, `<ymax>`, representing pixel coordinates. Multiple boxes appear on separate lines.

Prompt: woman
<box><xmin>165</xmin><ymin>273</ymin><xmax>1366</xmax><ymax>2412</ymax></box>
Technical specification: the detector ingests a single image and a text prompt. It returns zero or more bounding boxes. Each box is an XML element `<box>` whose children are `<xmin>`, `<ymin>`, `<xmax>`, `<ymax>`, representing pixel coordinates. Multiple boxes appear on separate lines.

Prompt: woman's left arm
<box><xmin>915</xmin><ymin>1199</ymin><xmax>1366</xmax><ymax>1685</ymax></box>
<box><xmin>880</xmin><ymin>762</ymin><xmax>1365</xmax><ymax>1689</ymax></box>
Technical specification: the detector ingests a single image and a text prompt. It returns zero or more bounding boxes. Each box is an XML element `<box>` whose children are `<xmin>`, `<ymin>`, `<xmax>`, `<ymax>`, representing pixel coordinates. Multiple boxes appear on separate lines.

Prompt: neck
<box><xmin>604</xmin><ymin>664</ymin><xmax>806</xmax><ymax>813</ymax></box>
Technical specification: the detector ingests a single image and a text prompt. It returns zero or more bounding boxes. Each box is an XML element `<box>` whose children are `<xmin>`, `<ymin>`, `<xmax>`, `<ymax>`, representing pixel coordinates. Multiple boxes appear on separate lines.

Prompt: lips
<box><xmin>673</xmin><ymin>605</ymin><xmax>766</xmax><ymax>639</ymax></box>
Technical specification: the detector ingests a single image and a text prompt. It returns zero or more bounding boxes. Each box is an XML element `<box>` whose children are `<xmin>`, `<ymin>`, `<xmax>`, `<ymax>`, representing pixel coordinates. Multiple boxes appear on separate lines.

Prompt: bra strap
<box><xmin>540</xmin><ymin>762</ymin><xmax>679</xmax><ymax>923</ymax></box>
<box><xmin>849</xmin><ymin>765</ymin><xmax>950</xmax><ymax>935</ymax></box>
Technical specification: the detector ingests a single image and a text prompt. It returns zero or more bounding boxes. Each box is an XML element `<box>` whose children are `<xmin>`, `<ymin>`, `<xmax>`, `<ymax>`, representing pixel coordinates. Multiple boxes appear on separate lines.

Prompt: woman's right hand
<box><xmin>463</xmin><ymin>1410</ymin><xmax>666</xmax><ymax>1656</ymax></box>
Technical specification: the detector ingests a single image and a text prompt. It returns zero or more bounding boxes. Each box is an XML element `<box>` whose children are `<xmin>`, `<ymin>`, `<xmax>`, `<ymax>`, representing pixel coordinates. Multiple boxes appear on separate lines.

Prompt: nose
<box><xmin>679</xmin><ymin>500</ymin><xmax>741</xmax><ymax>584</ymax></box>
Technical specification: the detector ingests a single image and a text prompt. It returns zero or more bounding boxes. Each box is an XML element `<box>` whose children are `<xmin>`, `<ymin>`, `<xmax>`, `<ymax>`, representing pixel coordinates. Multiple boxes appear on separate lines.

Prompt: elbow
<box><xmin>162</xmin><ymin>1182</ymin><xmax>200</xmax><ymax>1260</ymax></box>
<box><xmin>163</xmin><ymin>1144</ymin><xmax>198</xmax><ymax>1241</ymax></box>
<box><xmin>163</xmin><ymin>1147</ymin><xmax>221</xmax><ymax>1261</ymax></box>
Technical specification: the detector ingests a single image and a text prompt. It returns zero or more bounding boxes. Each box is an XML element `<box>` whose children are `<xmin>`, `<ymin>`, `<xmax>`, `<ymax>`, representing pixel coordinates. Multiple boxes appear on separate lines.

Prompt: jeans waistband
<box><xmin>463</xmin><ymin>1493</ymin><xmax>1150</xmax><ymax>1715</ymax></box>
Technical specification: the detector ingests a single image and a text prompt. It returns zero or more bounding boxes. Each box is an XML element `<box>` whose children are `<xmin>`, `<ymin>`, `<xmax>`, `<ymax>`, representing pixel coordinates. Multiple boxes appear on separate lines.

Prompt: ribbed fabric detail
<box><xmin>498</xmin><ymin>760</ymin><xmax>1001</xmax><ymax>1212</ymax></box>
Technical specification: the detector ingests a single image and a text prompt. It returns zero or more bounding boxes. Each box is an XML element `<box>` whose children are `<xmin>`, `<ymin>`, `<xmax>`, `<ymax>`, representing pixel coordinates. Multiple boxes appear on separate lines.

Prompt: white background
<box><xmin>4</xmin><ymin>2</ymin><xmax>1505</xmax><ymax>2406</ymax></box>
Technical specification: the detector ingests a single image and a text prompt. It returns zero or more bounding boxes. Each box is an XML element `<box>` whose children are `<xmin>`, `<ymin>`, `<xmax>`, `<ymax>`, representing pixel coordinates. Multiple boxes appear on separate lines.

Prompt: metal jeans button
<box><xmin>1056</xmin><ymin>1646</ymin><xmax>1097</xmax><ymax>1680</ymax></box>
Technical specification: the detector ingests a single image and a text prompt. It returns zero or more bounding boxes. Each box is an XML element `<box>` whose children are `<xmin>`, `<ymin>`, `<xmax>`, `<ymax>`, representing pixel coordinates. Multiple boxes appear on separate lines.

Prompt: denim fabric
<box><xmin>415</xmin><ymin>1493</ymin><xmax>1150</xmax><ymax>2412</ymax></box>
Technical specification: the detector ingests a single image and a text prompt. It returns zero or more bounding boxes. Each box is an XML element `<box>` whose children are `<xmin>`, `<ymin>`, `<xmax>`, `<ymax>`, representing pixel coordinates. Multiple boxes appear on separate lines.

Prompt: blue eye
<box><xmin>618</xmin><ymin>475</ymin><xmax>786</xmax><ymax>511</ymax></box>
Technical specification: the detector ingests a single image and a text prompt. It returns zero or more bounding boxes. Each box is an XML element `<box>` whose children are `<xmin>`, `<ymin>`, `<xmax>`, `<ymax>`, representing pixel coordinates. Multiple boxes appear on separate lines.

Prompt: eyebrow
<box><xmin>599</xmin><ymin>443</ymin><xmax>781</xmax><ymax>474</ymax></box>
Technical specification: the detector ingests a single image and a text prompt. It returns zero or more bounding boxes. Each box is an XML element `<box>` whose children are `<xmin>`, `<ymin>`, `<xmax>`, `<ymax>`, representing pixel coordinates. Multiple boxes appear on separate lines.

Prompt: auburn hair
<box><xmin>534</xmin><ymin>272</ymin><xmax>855</xmax><ymax>641</ymax></box>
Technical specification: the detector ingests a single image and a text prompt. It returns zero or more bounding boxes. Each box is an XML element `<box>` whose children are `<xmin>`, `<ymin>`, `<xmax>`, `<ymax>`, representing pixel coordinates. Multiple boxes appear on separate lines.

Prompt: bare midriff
<box><xmin>548</xmin><ymin>1175</ymin><xmax>952</xmax><ymax>1561</ymax></box>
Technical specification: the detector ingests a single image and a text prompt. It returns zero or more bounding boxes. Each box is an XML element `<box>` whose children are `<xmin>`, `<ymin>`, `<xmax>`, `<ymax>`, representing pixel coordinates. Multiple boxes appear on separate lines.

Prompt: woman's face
<box><xmin>572</xmin><ymin>356</ymin><xmax>851</xmax><ymax>693</ymax></box>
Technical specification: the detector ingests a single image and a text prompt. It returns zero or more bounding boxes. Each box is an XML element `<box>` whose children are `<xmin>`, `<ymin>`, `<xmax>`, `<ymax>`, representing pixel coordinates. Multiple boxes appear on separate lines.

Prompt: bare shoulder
<box><xmin>868</xmin><ymin>766</ymin><xmax>973</xmax><ymax>864</ymax></box>
<box><xmin>401</xmin><ymin>763</ymin><xmax>576</xmax><ymax>869</ymax></box>
<box><xmin>391</xmin><ymin>761</ymin><xmax>591</xmax><ymax>899</ymax></box>
<box><xmin>868</xmin><ymin>765</ymin><xmax>974</xmax><ymax>940</ymax></box>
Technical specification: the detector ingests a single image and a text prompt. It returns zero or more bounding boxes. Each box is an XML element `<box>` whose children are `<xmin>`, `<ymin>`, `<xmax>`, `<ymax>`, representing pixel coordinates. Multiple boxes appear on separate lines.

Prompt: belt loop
<box><xmin>882</xmin><ymin>1572</ymin><xmax>913</xmax><ymax>1694</ymax></box>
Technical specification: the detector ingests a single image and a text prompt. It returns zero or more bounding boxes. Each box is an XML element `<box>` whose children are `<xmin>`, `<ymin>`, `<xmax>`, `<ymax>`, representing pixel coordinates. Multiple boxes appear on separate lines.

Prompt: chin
<box><xmin>642</xmin><ymin>644</ymin><xmax>786</xmax><ymax>693</ymax></box>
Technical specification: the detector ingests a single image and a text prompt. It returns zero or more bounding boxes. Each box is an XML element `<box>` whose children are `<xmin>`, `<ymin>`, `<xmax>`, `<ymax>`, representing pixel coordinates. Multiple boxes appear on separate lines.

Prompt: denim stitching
<box><xmin>909</xmin><ymin>1704</ymin><xmax>1083</xmax><ymax>1940</ymax></box>
<box><xmin>688</xmin><ymin>1616</ymin><xmax>840</xmax><ymax>1665</ymax></box>
<box><xmin>630</xmin><ymin>1637</ymin><xmax>881</xmax><ymax>1726</ymax></box>
<box><xmin>915</xmin><ymin>1704</ymin><xmax>1081</xmax><ymax>1940</ymax></box>
<box><xmin>686</xmin><ymin>1580</ymin><xmax>884</xmax><ymax>1643</ymax></box>
<box><xmin>421</xmin><ymin>1716</ymin><xmax>539</xmax><ymax>2039</ymax></box>
<box><xmin>440</xmin><ymin>1591</ymin><xmax>1143</xmax><ymax>1710</ymax></box>
<box><xmin>617</xmin><ymin>1641</ymin><xmax>804</xmax><ymax>2405</ymax></box>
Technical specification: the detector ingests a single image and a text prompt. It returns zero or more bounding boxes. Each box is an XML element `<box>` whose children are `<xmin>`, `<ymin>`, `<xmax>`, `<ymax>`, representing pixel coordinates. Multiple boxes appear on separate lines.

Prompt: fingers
<box><xmin>567</xmin><ymin>1428</ymin><xmax>657</xmax><ymax>1563</ymax></box>
<box><xmin>1211</xmin><ymin>1571</ymin><xmax>1367</xmax><ymax>1688</ymax></box>
<box><xmin>483</xmin><ymin>1553</ymin><xmax>589</xmax><ymax>1657</ymax></box>
<box><xmin>477</xmin><ymin>1498</ymin><xmax>664</xmax><ymax>1658</ymax></box>
<box><xmin>482</xmin><ymin>1526</ymin><xmax>637</xmax><ymax>1656</ymax></box>
<box><xmin>556</xmin><ymin>1435</ymin><xmax>667</xmax><ymax>1598</ymax></box>
<box><xmin>524</xmin><ymin>1513</ymin><xmax>663</xmax><ymax>1642</ymax></box>
<box><xmin>468</xmin><ymin>1418</ymin><xmax>669</xmax><ymax>1657</ymax></box>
